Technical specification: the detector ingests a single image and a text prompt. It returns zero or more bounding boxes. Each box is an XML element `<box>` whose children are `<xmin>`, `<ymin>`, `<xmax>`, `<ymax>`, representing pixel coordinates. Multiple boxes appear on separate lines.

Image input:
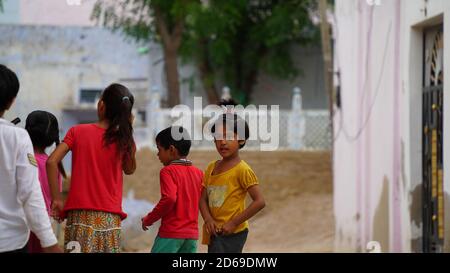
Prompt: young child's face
<box><xmin>214</xmin><ymin>126</ymin><xmax>242</xmax><ymax>159</ymax></box>
<box><xmin>156</xmin><ymin>143</ymin><xmax>173</xmax><ymax>166</ymax></box>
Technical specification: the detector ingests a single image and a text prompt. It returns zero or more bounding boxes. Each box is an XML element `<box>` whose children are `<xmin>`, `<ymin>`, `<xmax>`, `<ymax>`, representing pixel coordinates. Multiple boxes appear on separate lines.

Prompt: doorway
<box><xmin>422</xmin><ymin>25</ymin><xmax>444</xmax><ymax>253</ymax></box>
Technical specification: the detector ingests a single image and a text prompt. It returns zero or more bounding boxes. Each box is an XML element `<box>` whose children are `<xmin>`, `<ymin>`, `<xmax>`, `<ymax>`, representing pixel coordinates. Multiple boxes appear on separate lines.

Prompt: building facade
<box><xmin>333</xmin><ymin>0</ymin><xmax>450</xmax><ymax>253</ymax></box>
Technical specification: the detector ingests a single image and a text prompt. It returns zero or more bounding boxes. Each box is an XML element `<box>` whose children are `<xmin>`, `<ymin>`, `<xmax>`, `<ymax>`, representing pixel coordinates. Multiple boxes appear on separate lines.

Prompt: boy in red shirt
<box><xmin>142</xmin><ymin>126</ymin><xmax>203</xmax><ymax>253</ymax></box>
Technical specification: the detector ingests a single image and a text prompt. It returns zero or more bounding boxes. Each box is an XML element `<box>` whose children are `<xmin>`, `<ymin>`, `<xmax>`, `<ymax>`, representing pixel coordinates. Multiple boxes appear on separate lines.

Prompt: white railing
<box><xmin>134</xmin><ymin>87</ymin><xmax>331</xmax><ymax>151</ymax></box>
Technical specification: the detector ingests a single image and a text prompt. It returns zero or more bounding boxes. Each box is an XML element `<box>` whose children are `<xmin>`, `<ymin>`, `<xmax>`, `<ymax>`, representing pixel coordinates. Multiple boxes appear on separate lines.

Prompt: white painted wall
<box><xmin>0</xmin><ymin>0</ymin><xmax>96</xmax><ymax>26</ymax></box>
<box><xmin>0</xmin><ymin>0</ymin><xmax>20</xmax><ymax>24</ymax></box>
<box><xmin>0</xmin><ymin>25</ymin><xmax>149</xmax><ymax>129</ymax></box>
<box><xmin>334</xmin><ymin>0</ymin><xmax>450</xmax><ymax>253</ymax></box>
<box><xmin>0</xmin><ymin>0</ymin><xmax>328</xmax><ymax>110</ymax></box>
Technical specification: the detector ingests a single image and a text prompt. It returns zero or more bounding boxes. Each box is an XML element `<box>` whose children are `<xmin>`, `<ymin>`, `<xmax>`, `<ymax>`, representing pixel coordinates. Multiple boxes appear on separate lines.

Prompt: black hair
<box><xmin>0</xmin><ymin>64</ymin><xmax>20</xmax><ymax>112</ymax></box>
<box><xmin>211</xmin><ymin>113</ymin><xmax>250</xmax><ymax>149</ymax></box>
<box><xmin>156</xmin><ymin>126</ymin><xmax>191</xmax><ymax>157</ymax></box>
<box><xmin>25</xmin><ymin>110</ymin><xmax>67</xmax><ymax>178</ymax></box>
<box><xmin>101</xmin><ymin>83</ymin><xmax>135</xmax><ymax>155</ymax></box>
<box><xmin>218</xmin><ymin>98</ymin><xmax>238</xmax><ymax>107</ymax></box>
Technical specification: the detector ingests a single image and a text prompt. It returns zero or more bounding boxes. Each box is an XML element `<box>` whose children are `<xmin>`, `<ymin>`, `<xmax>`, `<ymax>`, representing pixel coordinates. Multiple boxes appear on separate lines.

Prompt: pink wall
<box><xmin>334</xmin><ymin>0</ymin><xmax>450</xmax><ymax>253</ymax></box>
<box><xmin>333</xmin><ymin>0</ymin><xmax>403</xmax><ymax>252</ymax></box>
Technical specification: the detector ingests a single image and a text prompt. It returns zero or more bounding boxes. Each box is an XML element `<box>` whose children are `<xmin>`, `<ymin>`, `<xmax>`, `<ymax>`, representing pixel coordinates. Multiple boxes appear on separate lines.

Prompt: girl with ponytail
<box><xmin>47</xmin><ymin>83</ymin><xmax>137</xmax><ymax>253</ymax></box>
<box><xmin>25</xmin><ymin>110</ymin><xmax>66</xmax><ymax>253</ymax></box>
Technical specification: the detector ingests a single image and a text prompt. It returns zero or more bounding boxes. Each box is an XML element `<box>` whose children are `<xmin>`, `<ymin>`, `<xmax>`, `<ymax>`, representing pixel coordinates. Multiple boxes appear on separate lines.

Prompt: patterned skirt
<box><xmin>64</xmin><ymin>210</ymin><xmax>122</xmax><ymax>253</ymax></box>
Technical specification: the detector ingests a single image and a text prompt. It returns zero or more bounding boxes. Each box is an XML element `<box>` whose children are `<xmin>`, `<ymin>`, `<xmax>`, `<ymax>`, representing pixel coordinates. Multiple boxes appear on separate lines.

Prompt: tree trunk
<box><xmin>154</xmin><ymin>6</ymin><xmax>183</xmax><ymax>107</ymax></box>
<box><xmin>197</xmin><ymin>40</ymin><xmax>219</xmax><ymax>104</ymax></box>
<box><xmin>318</xmin><ymin>0</ymin><xmax>334</xmax><ymax>178</ymax></box>
<box><xmin>198</xmin><ymin>63</ymin><xmax>219</xmax><ymax>104</ymax></box>
<box><xmin>164</xmin><ymin>46</ymin><xmax>181</xmax><ymax>107</ymax></box>
<box><xmin>242</xmin><ymin>68</ymin><xmax>259</xmax><ymax>105</ymax></box>
<box><xmin>239</xmin><ymin>44</ymin><xmax>265</xmax><ymax>105</ymax></box>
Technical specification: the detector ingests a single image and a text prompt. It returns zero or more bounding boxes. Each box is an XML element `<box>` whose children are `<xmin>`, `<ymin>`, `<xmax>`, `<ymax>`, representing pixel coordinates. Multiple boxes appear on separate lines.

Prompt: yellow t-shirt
<box><xmin>202</xmin><ymin>160</ymin><xmax>259</xmax><ymax>245</ymax></box>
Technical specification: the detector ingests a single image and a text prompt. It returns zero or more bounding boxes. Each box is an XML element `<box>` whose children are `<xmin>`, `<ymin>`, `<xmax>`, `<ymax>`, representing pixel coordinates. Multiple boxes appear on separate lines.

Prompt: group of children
<box><xmin>0</xmin><ymin>64</ymin><xmax>265</xmax><ymax>254</ymax></box>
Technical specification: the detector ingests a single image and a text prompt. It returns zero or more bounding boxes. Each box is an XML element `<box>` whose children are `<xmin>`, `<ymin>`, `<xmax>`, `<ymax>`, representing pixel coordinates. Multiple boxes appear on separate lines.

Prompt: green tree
<box><xmin>92</xmin><ymin>0</ymin><xmax>197</xmax><ymax>107</ymax></box>
<box><xmin>181</xmin><ymin>0</ymin><xmax>319</xmax><ymax>105</ymax></box>
<box><xmin>92</xmin><ymin>0</ymin><xmax>318</xmax><ymax>106</ymax></box>
<box><xmin>178</xmin><ymin>1</ymin><xmax>243</xmax><ymax>104</ymax></box>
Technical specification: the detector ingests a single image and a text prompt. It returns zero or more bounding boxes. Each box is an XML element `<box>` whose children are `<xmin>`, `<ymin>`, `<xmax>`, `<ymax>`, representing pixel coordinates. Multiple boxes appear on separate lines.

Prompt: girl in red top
<box><xmin>47</xmin><ymin>83</ymin><xmax>137</xmax><ymax>253</ymax></box>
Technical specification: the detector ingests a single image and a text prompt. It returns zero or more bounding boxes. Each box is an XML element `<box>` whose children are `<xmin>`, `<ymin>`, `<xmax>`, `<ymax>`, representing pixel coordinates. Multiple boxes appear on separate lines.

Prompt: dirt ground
<box><xmin>122</xmin><ymin>149</ymin><xmax>335</xmax><ymax>253</ymax></box>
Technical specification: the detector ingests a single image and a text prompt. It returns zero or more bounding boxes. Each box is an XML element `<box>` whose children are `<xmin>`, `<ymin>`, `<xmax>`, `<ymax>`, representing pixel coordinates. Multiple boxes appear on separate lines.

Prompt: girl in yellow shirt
<box><xmin>200</xmin><ymin>113</ymin><xmax>266</xmax><ymax>253</ymax></box>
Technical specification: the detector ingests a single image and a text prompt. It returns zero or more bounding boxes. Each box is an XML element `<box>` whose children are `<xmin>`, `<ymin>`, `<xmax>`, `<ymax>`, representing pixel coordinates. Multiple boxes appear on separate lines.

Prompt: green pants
<box><xmin>151</xmin><ymin>236</ymin><xmax>198</xmax><ymax>253</ymax></box>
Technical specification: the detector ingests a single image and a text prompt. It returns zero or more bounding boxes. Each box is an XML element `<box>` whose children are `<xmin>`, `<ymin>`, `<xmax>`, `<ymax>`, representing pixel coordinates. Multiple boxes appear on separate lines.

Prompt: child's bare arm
<box><xmin>221</xmin><ymin>184</ymin><xmax>265</xmax><ymax>235</ymax></box>
<box><xmin>47</xmin><ymin>143</ymin><xmax>69</xmax><ymax>201</ymax></box>
<box><xmin>46</xmin><ymin>143</ymin><xmax>70</xmax><ymax>221</ymax></box>
<box><xmin>122</xmin><ymin>140</ymin><xmax>136</xmax><ymax>175</ymax></box>
<box><xmin>199</xmin><ymin>187</ymin><xmax>218</xmax><ymax>236</ymax></box>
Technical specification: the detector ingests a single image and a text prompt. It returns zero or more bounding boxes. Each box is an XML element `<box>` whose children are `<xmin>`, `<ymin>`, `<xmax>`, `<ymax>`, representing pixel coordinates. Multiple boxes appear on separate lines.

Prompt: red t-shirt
<box><xmin>62</xmin><ymin>124</ymin><xmax>127</xmax><ymax>220</ymax></box>
<box><xmin>143</xmin><ymin>164</ymin><xmax>203</xmax><ymax>239</ymax></box>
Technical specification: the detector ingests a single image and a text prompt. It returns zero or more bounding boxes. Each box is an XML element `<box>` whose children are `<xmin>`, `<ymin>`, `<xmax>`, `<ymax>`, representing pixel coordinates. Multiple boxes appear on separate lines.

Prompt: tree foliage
<box><xmin>181</xmin><ymin>0</ymin><xmax>319</xmax><ymax>104</ymax></box>
<box><xmin>93</xmin><ymin>0</ymin><xmax>319</xmax><ymax>105</ymax></box>
<box><xmin>92</xmin><ymin>0</ymin><xmax>198</xmax><ymax>107</ymax></box>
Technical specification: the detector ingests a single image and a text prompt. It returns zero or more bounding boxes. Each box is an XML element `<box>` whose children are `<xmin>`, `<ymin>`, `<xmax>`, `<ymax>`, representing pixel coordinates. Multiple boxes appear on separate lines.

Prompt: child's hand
<box><xmin>42</xmin><ymin>244</ymin><xmax>63</xmax><ymax>253</ymax></box>
<box><xmin>221</xmin><ymin>220</ymin><xmax>238</xmax><ymax>236</ymax></box>
<box><xmin>205</xmin><ymin>220</ymin><xmax>220</xmax><ymax>236</ymax></box>
<box><xmin>141</xmin><ymin>217</ymin><xmax>149</xmax><ymax>231</ymax></box>
<box><xmin>51</xmin><ymin>199</ymin><xmax>64</xmax><ymax>223</ymax></box>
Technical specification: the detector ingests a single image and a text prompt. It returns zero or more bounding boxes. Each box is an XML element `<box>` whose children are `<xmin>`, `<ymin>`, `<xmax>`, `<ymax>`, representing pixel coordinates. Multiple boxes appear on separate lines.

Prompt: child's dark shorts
<box><xmin>208</xmin><ymin>229</ymin><xmax>248</xmax><ymax>253</ymax></box>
